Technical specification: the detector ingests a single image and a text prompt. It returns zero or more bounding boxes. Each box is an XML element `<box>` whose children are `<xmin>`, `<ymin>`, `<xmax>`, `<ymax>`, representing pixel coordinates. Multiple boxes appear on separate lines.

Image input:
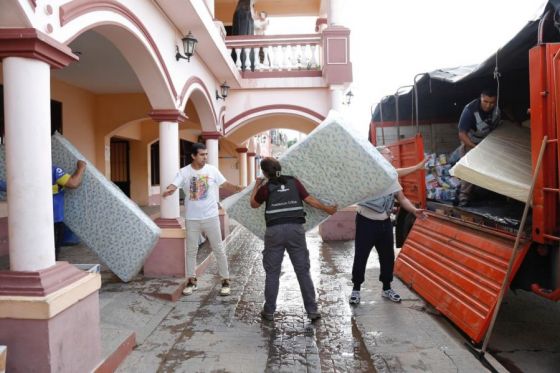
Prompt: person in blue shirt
<box><xmin>0</xmin><ymin>161</ymin><xmax>86</xmax><ymax>259</ymax></box>
<box><xmin>52</xmin><ymin>161</ymin><xmax>86</xmax><ymax>259</ymax></box>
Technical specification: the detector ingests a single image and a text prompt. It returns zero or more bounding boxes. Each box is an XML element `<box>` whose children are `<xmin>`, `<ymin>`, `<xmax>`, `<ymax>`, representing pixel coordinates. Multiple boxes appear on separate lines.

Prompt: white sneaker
<box><xmin>382</xmin><ymin>288</ymin><xmax>401</xmax><ymax>302</ymax></box>
<box><xmin>182</xmin><ymin>279</ymin><xmax>197</xmax><ymax>295</ymax></box>
<box><xmin>349</xmin><ymin>290</ymin><xmax>360</xmax><ymax>304</ymax></box>
<box><xmin>219</xmin><ymin>279</ymin><xmax>231</xmax><ymax>296</ymax></box>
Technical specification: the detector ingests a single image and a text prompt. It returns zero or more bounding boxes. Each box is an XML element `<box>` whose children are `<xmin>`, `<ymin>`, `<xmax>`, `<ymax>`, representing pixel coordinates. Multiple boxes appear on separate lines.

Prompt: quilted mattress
<box><xmin>223</xmin><ymin>111</ymin><xmax>400</xmax><ymax>240</ymax></box>
<box><xmin>0</xmin><ymin>134</ymin><xmax>160</xmax><ymax>282</ymax></box>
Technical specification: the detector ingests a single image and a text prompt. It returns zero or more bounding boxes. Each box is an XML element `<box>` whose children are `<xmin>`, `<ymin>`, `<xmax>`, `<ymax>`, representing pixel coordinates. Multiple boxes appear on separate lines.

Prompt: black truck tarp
<box><xmin>371</xmin><ymin>0</ymin><xmax>560</xmax><ymax>125</ymax></box>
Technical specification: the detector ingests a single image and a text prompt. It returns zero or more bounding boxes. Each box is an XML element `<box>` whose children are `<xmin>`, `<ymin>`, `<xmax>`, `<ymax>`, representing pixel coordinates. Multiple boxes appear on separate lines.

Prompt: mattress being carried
<box><xmin>0</xmin><ymin>134</ymin><xmax>160</xmax><ymax>282</ymax></box>
<box><xmin>223</xmin><ymin>111</ymin><xmax>400</xmax><ymax>240</ymax></box>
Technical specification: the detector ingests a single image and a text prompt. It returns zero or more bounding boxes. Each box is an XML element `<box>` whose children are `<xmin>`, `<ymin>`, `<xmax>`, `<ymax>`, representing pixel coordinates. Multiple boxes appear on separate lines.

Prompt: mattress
<box><xmin>450</xmin><ymin>122</ymin><xmax>532</xmax><ymax>202</ymax></box>
<box><xmin>0</xmin><ymin>134</ymin><xmax>161</xmax><ymax>282</ymax></box>
<box><xmin>223</xmin><ymin>111</ymin><xmax>400</xmax><ymax>240</ymax></box>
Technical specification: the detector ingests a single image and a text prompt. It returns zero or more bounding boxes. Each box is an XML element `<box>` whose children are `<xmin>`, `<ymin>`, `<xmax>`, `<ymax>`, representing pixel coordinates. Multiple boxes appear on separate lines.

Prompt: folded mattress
<box><xmin>223</xmin><ymin>111</ymin><xmax>400</xmax><ymax>240</ymax></box>
<box><xmin>450</xmin><ymin>122</ymin><xmax>532</xmax><ymax>202</ymax></box>
<box><xmin>0</xmin><ymin>134</ymin><xmax>160</xmax><ymax>282</ymax></box>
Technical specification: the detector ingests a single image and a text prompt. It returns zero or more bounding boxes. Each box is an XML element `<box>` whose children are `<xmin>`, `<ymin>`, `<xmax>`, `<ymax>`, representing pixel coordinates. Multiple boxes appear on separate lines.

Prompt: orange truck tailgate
<box><xmin>395</xmin><ymin>214</ymin><xmax>531</xmax><ymax>343</ymax></box>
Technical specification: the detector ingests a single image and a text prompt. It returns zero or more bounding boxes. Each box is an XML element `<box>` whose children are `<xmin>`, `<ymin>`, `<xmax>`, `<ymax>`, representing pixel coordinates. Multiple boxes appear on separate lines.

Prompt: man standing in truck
<box><xmin>456</xmin><ymin>88</ymin><xmax>500</xmax><ymax>206</ymax></box>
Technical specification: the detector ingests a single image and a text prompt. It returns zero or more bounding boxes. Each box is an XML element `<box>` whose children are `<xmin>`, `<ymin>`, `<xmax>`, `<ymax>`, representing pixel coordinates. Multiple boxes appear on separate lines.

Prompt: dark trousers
<box><xmin>262</xmin><ymin>223</ymin><xmax>318</xmax><ymax>314</ymax></box>
<box><xmin>351</xmin><ymin>214</ymin><xmax>394</xmax><ymax>290</ymax></box>
<box><xmin>54</xmin><ymin>222</ymin><xmax>65</xmax><ymax>260</ymax></box>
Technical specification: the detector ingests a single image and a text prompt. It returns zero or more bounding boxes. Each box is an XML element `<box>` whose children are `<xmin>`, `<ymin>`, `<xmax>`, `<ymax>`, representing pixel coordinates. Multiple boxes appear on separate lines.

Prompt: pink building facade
<box><xmin>0</xmin><ymin>0</ymin><xmax>352</xmax><ymax>370</ymax></box>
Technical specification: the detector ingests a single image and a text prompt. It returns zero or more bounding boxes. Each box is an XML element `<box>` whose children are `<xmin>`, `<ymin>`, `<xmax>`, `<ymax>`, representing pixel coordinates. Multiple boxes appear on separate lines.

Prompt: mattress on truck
<box><xmin>223</xmin><ymin>111</ymin><xmax>401</xmax><ymax>240</ymax></box>
<box><xmin>0</xmin><ymin>134</ymin><xmax>161</xmax><ymax>282</ymax></box>
<box><xmin>450</xmin><ymin>122</ymin><xmax>532</xmax><ymax>202</ymax></box>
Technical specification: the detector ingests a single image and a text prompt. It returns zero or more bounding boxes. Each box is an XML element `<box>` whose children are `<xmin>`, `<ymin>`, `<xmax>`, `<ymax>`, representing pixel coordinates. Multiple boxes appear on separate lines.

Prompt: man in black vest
<box><xmin>349</xmin><ymin>147</ymin><xmax>427</xmax><ymax>305</ymax></box>
<box><xmin>250</xmin><ymin>157</ymin><xmax>337</xmax><ymax>321</ymax></box>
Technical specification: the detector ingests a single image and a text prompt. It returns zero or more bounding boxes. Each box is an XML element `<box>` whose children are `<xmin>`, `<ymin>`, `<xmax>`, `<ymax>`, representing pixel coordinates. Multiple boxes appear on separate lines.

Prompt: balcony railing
<box><xmin>225</xmin><ymin>34</ymin><xmax>322</xmax><ymax>74</ymax></box>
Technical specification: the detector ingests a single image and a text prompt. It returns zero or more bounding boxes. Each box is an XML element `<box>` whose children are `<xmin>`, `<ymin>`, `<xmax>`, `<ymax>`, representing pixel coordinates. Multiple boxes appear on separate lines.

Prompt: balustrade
<box><xmin>226</xmin><ymin>34</ymin><xmax>322</xmax><ymax>73</ymax></box>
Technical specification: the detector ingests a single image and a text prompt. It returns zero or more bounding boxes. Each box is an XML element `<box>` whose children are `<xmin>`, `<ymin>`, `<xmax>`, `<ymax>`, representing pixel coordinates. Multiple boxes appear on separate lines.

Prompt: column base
<box><xmin>318</xmin><ymin>206</ymin><xmax>357</xmax><ymax>241</ymax></box>
<box><xmin>0</xmin><ymin>263</ymin><xmax>101</xmax><ymax>372</ymax></box>
<box><xmin>143</xmin><ymin>218</ymin><xmax>186</xmax><ymax>278</ymax></box>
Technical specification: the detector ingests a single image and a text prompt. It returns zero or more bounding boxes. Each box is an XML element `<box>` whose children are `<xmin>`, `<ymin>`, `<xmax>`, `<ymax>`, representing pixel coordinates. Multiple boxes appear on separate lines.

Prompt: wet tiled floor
<box><xmin>116</xmin><ymin>227</ymin><xmax>484</xmax><ymax>372</ymax></box>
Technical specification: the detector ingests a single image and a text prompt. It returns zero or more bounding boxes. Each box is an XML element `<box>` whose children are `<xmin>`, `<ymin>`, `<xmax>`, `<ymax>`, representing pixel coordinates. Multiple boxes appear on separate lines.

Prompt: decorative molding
<box><xmin>0</xmin><ymin>262</ymin><xmax>87</xmax><ymax>297</ymax></box>
<box><xmin>0</xmin><ymin>28</ymin><xmax>78</xmax><ymax>69</ymax></box>
<box><xmin>225</xmin><ymin>105</ymin><xmax>325</xmax><ymax>131</ymax></box>
<box><xmin>236</xmin><ymin>147</ymin><xmax>248</xmax><ymax>153</ymax></box>
<box><xmin>178</xmin><ymin>76</ymin><xmax>218</xmax><ymax>125</ymax></box>
<box><xmin>59</xmin><ymin>0</ymin><xmax>177</xmax><ymax>98</ymax></box>
<box><xmin>0</xmin><ymin>273</ymin><xmax>101</xmax><ymax>319</ymax></box>
<box><xmin>201</xmin><ymin>131</ymin><xmax>222</xmax><ymax>140</ymax></box>
<box><xmin>148</xmin><ymin>109</ymin><xmax>188</xmax><ymax>123</ymax></box>
<box><xmin>155</xmin><ymin>218</ymin><xmax>185</xmax><ymax>239</ymax></box>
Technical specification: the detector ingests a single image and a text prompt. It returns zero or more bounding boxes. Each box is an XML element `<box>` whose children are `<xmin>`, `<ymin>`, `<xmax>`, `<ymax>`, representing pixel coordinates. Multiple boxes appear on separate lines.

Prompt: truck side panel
<box><xmin>529</xmin><ymin>44</ymin><xmax>559</xmax><ymax>244</ymax></box>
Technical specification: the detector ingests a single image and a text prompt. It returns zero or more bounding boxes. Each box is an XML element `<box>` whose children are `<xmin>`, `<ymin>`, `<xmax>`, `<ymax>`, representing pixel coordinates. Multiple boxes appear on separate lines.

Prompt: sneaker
<box><xmin>308</xmin><ymin>312</ymin><xmax>321</xmax><ymax>321</ymax></box>
<box><xmin>382</xmin><ymin>288</ymin><xmax>402</xmax><ymax>303</ymax></box>
<box><xmin>260</xmin><ymin>310</ymin><xmax>274</xmax><ymax>321</ymax></box>
<box><xmin>349</xmin><ymin>290</ymin><xmax>361</xmax><ymax>305</ymax></box>
<box><xmin>220</xmin><ymin>279</ymin><xmax>231</xmax><ymax>296</ymax></box>
<box><xmin>182</xmin><ymin>278</ymin><xmax>197</xmax><ymax>295</ymax></box>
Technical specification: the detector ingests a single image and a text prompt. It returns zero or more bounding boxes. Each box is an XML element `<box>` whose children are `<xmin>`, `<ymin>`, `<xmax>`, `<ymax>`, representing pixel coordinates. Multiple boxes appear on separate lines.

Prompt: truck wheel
<box><xmin>395</xmin><ymin>209</ymin><xmax>416</xmax><ymax>248</ymax></box>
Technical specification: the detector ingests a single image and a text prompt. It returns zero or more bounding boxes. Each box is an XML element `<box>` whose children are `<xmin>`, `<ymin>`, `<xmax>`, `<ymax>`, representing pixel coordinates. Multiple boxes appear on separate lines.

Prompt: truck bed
<box><xmin>427</xmin><ymin>194</ymin><xmax>529</xmax><ymax>236</ymax></box>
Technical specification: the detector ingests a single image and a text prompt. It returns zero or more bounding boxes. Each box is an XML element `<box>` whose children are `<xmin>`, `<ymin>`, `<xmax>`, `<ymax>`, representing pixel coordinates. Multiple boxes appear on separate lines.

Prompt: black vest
<box><xmin>265</xmin><ymin>176</ymin><xmax>305</xmax><ymax>226</ymax></box>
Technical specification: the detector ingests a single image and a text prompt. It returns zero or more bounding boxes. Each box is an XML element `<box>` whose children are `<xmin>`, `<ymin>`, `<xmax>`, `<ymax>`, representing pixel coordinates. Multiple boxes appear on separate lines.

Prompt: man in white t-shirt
<box><xmin>162</xmin><ymin>143</ymin><xmax>243</xmax><ymax>296</ymax></box>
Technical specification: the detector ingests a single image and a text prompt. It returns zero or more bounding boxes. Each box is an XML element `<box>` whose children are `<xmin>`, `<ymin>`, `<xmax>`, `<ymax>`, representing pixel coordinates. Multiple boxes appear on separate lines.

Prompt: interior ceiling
<box><xmin>215</xmin><ymin>0</ymin><xmax>321</xmax><ymax>24</ymax></box>
<box><xmin>52</xmin><ymin>31</ymin><xmax>143</xmax><ymax>94</ymax></box>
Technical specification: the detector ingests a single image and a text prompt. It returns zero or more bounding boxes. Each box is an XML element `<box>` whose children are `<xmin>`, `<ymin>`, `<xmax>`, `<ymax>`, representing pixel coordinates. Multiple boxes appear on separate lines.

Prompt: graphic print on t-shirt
<box><xmin>189</xmin><ymin>175</ymin><xmax>209</xmax><ymax>200</ymax></box>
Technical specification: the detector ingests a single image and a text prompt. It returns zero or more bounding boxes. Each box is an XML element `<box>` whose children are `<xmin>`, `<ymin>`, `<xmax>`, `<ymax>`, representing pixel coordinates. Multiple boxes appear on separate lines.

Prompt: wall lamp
<box><xmin>343</xmin><ymin>90</ymin><xmax>354</xmax><ymax>105</ymax></box>
<box><xmin>175</xmin><ymin>31</ymin><xmax>198</xmax><ymax>62</ymax></box>
<box><xmin>216</xmin><ymin>81</ymin><xmax>230</xmax><ymax>101</ymax></box>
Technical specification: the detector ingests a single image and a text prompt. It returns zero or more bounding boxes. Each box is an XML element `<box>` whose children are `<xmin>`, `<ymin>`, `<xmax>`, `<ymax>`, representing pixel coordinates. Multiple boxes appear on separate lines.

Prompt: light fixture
<box><xmin>343</xmin><ymin>90</ymin><xmax>354</xmax><ymax>105</ymax></box>
<box><xmin>216</xmin><ymin>81</ymin><xmax>230</xmax><ymax>101</ymax></box>
<box><xmin>175</xmin><ymin>31</ymin><xmax>198</xmax><ymax>62</ymax></box>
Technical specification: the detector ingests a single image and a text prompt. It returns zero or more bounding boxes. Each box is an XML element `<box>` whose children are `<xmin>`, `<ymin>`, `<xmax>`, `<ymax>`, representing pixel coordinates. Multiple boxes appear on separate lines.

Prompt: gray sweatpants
<box><xmin>262</xmin><ymin>223</ymin><xmax>318</xmax><ymax>314</ymax></box>
<box><xmin>186</xmin><ymin>216</ymin><xmax>229</xmax><ymax>279</ymax></box>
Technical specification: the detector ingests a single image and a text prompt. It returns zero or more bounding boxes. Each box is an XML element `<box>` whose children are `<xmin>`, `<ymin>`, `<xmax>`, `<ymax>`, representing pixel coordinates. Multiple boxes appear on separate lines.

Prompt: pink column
<box><xmin>236</xmin><ymin>147</ymin><xmax>248</xmax><ymax>187</ymax></box>
<box><xmin>0</xmin><ymin>28</ymin><xmax>101</xmax><ymax>373</ymax></box>
<box><xmin>149</xmin><ymin>110</ymin><xmax>187</xmax><ymax>220</ymax></box>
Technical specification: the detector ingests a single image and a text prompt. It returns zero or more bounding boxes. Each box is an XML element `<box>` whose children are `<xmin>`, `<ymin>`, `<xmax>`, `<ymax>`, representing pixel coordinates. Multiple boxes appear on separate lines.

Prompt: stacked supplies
<box><xmin>425</xmin><ymin>152</ymin><xmax>461</xmax><ymax>202</ymax></box>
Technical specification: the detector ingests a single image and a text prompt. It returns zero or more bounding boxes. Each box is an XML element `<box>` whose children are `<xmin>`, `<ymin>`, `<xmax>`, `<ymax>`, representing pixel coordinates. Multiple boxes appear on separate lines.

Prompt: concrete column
<box><xmin>205</xmin><ymin>0</ymin><xmax>215</xmax><ymax>18</ymax></box>
<box><xmin>159</xmin><ymin>122</ymin><xmax>180</xmax><ymax>219</ymax></box>
<box><xmin>201</xmin><ymin>131</ymin><xmax>221</xmax><ymax>168</ymax></box>
<box><xmin>206</xmin><ymin>138</ymin><xmax>219</xmax><ymax>167</ymax></box>
<box><xmin>236</xmin><ymin>147</ymin><xmax>248</xmax><ymax>186</ymax></box>
<box><xmin>247</xmin><ymin>152</ymin><xmax>256</xmax><ymax>184</ymax></box>
<box><xmin>4</xmin><ymin>57</ymin><xmax>55</xmax><ymax>271</ymax></box>
<box><xmin>149</xmin><ymin>110</ymin><xmax>187</xmax><ymax>219</ymax></box>
<box><xmin>330</xmin><ymin>86</ymin><xmax>344</xmax><ymax>112</ymax></box>
<box><xmin>328</xmin><ymin>0</ymin><xmax>345</xmax><ymax>26</ymax></box>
